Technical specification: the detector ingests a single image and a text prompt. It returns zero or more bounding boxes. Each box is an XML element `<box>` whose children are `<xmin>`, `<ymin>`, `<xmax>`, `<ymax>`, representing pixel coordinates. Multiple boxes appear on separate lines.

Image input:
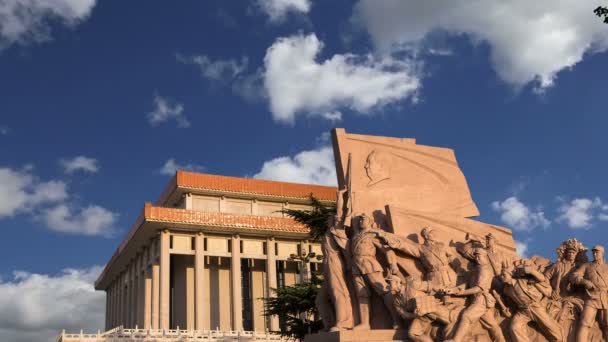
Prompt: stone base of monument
<box><xmin>304</xmin><ymin>329</ymin><xmax>407</xmax><ymax>342</ymax></box>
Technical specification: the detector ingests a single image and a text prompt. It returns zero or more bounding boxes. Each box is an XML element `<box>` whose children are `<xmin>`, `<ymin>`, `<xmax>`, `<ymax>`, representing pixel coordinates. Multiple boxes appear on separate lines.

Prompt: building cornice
<box><xmin>156</xmin><ymin>170</ymin><xmax>337</xmax><ymax>206</ymax></box>
<box><xmin>94</xmin><ymin>203</ymin><xmax>314</xmax><ymax>290</ymax></box>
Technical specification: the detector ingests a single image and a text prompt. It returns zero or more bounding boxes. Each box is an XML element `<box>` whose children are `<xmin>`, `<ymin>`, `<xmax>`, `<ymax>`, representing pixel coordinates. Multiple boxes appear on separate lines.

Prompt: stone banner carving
<box><xmin>307</xmin><ymin>129</ymin><xmax>606</xmax><ymax>342</ymax></box>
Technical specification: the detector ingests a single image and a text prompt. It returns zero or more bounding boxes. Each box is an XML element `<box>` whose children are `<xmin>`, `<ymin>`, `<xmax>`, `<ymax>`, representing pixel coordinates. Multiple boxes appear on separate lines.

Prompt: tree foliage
<box><xmin>595</xmin><ymin>6</ymin><xmax>608</xmax><ymax>23</ymax></box>
<box><xmin>263</xmin><ymin>195</ymin><xmax>336</xmax><ymax>340</ymax></box>
<box><xmin>280</xmin><ymin>194</ymin><xmax>335</xmax><ymax>241</ymax></box>
<box><xmin>264</xmin><ymin>278</ymin><xmax>323</xmax><ymax>340</ymax></box>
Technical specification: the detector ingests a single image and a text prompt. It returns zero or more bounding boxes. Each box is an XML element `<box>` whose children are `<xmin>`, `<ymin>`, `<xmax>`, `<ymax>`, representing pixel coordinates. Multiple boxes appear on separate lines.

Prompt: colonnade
<box><xmin>103</xmin><ymin>230</ymin><xmax>304</xmax><ymax>332</ymax></box>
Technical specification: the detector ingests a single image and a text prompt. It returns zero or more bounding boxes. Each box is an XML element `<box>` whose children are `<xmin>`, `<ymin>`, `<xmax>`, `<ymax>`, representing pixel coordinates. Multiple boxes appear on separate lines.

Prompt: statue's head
<box><xmin>473</xmin><ymin>247</ymin><xmax>488</xmax><ymax>265</ymax></box>
<box><xmin>556</xmin><ymin>238</ymin><xmax>587</xmax><ymax>263</ymax></box>
<box><xmin>364</xmin><ymin>150</ymin><xmax>391</xmax><ymax>186</ymax></box>
<box><xmin>358</xmin><ymin>213</ymin><xmax>373</xmax><ymax>231</ymax></box>
<box><xmin>485</xmin><ymin>233</ymin><xmax>496</xmax><ymax>249</ymax></box>
<box><xmin>593</xmin><ymin>245</ymin><xmax>605</xmax><ymax>262</ymax></box>
<box><xmin>421</xmin><ymin>227</ymin><xmax>436</xmax><ymax>242</ymax></box>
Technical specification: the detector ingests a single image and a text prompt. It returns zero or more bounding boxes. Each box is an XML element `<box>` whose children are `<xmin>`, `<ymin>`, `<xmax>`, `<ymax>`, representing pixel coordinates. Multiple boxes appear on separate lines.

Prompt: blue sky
<box><xmin>1</xmin><ymin>0</ymin><xmax>608</xmax><ymax>340</ymax></box>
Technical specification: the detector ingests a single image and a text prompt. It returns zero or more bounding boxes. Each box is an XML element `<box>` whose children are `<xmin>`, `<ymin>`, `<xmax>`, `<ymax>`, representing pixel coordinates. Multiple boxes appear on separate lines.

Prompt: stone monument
<box><xmin>306</xmin><ymin>129</ymin><xmax>606</xmax><ymax>342</ymax></box>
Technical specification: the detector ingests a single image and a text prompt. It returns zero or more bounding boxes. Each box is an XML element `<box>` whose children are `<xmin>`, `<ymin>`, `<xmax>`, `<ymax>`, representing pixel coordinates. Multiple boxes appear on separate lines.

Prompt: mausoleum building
<box><xmin>94</xmin><ymin>170</ymin><xmax>335</xmax><ymax>333</ymax></box>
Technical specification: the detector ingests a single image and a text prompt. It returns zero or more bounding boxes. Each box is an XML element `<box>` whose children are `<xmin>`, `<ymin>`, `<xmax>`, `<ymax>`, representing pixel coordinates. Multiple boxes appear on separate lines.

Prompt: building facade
<box><xmin>94</xmin><ymin>171</ymin><xmax>335</xmax><ymax>333</ymax></box>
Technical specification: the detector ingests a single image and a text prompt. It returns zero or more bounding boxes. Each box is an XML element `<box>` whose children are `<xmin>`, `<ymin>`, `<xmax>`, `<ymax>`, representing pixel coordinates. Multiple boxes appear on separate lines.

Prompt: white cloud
<box><xmin>0</xmin><ymin>166</ymin><xmax>117</xmax><ymax>236</ymax></box>
<box><xmin>254</xmin><ymin>146</ymin><xmax>337</xmax><ymax>186</ymax></box>
<box><xmin>41</xmin><ymin>204</ymin><xmax>117</xmax><ymax>237</ymax></box>
<box><xmin>0</xmin><ymin>168</ymin><xmax>67</xmax><ymax>218</ymax></box>
<box><xmin>0</xmin><ymin>266</ymin><xmax>104</xmax><ymax>342</ymax></box>
<box><xmin>60</xmin><ymin>156</ymin><xmax>99</xmax><ymax>174</ymax></box>
<box><xmin>147</xmin><ymin>95</ymin><xmax>190</xmax><ymax>128</ymax></box>
<box><xmin>256</xmin><ymin>0</ymin><xmax>311</xmax><ymax>22</ymax></box>
<box><xmin>557</xmin><ymin>197</ymin><xmax>603</xmax><ymax>229</ymax></box>
<box><xmin>0</xmin><ymin>0</ymin><xmax>96</xmax><ymax>50</ymax></box>
<box><xmin>176</xmin><ymin>54</ymin><xmax>248</xmax><ymax>82</ymax></box>
<box><xmin>264</xmin><ymin>33</ymin><xmax>420</xmax><ymax>124</ymax></box>
<box><xmin>159</xmin><ymin>158</ymin><xmax>205</xmax><ymax>176</ymax></box>
<box><xmin>491</xmin><ymin>196</ymin><xmax>550</xmax><ymax>231</ymax></box>
<box><xmin>320</xmin><ymin>111</ymin><xmax>343</xmax><ymax>122</ymax></box>
<box><xmin>515</xmin><ymin>239</ymin><xmax>529</xmax><ymax>258</ymax></box>
<box><xmin>353</xmin><ymin>0</ymin><xmax>608</xmax><ymax>90</ymax></box>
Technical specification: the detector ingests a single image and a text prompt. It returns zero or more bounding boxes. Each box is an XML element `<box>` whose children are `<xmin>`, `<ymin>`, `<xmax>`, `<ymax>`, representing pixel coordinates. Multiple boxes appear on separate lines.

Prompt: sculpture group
<box><xmin>312</xmin><ymin>129</ymin><xmax>606</xmax><ymax>342</ymax></box>
<box><xmin>318</xmin><ymin>196</ymin><xmax>607</xmax><ymax>341</ymax></box>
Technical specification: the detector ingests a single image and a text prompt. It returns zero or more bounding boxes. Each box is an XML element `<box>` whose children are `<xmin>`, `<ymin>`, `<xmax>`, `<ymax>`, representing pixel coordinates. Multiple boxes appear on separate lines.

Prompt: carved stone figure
<box><xmin>545</xmin><ymin>239</ymin><xmax>587</xmax><ymax>300</ymax></box>
<box><xmin>350</xmin><ymin>213</ymin><xmax>400</xmax><ymax>330</ymax></box>
<box><xmin>544</xmin><ymin>238</ymin><xmax>587</xmax><ymax>341</ymax></box>
<box><xmin>462</xmin><ymin>233</ymin><xmax>512</xmax><ymax>277</ymax></box>
<box><xmin>379</xmin><ymin>227</ymin><xmax>457</xmax><ymax>288</ymax></box>
<box><xmin>571</xmin><ymin>245</ymin><xmax>608</xmax><ymax>341</ymax></box>
<box><xmin>500</xmin><ymin>259</ymin><xmax>563</xmax><ymax>342</ymax></box>
<box><xmin>391</xmin><ymin>275</ymin><xmax>462</xmax><ymax>342</ymax></box>
<box><xmin>364</xmin><ymin>150</ymin><xmax>392</xmax><ymax>187</ymax></box>
<box><xmin>443</xmin><ymin>248</ymin><xmax>506</xmax><ymax>342</ymax></box>
<box><xmin>318</xmin><ymin>213</ymin><xmax>353</xmax><ymax>331</ymax></box>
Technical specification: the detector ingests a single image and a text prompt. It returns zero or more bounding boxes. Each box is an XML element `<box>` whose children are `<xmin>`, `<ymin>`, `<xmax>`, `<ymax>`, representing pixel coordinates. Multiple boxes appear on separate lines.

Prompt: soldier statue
<box><xmin>350</xmin><ymin>213</ymin><xmax>400</xmax><ymax>330</ymax></box>
<box><xmin>391</xmin><ymin>274</ymin><xmax>462</xmax><ymax>342</ymax></box>
<box><xmin>379</xmin><ymin>227</ymin><xmax>457</xmax><ymax>287</ymax></box>
<box><xmin>571</xmin><ymin>244</ymin><xmax>608</xmax><ymax>342</ymax></box>
<box><xmin>316</xmin><ymin>188</ymin><xmax>354</xmax><ymax>331</ymax></box>
<box><xmin>443</xmin><ymin>248</ymin><xmax>506</xmax><ymax>342</ymax></box>
<box><xmin>500</xmin><ymin>258</ymin><xmax>563</xmax><ymax>342</ymax></box>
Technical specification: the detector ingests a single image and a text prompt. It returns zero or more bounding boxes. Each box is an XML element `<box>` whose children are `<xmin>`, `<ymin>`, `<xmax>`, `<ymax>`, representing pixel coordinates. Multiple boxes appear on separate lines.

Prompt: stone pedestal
<box><xmin>304</xmin><ymin>330</ymin><xmax>408</xmax><ymax>342</ymax></box>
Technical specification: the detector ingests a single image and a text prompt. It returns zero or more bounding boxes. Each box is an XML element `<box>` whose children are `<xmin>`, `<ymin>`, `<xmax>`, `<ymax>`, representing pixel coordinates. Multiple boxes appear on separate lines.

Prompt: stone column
<box><xmin>194</xmin><ymin>232</ymin><xmax>205</xmax><ymax>330</ymax></box>
<box><xmin>231</xmin><ymin>234</ymin><xmax>242</xmax><ymax>331</ymax></box>
<box><xmin>105</xmin><ymin>289</ymin><xmax>110</xmax><ymax>330</ymax></box>
<box><xmin>135</xmin><ymin>255</ymin><xmax>141</xmax><ymax>328</ymax></box>
<box><xmin>116</xmin><ymin>274</ymin><xmax>121</xmax><ymax>327</ymax></box>
<box><xmin>112</xmin><ymin>281</ymin><xmax>117</xmax><ymax>328</ymax></box>
<box><xmin>144</xmin><ymin>262</ymin><xmax>152</xmax><ymax>329</ymax></box>
<box><xmin>128</xmin><ymin>266</ymin><xmax>133</xmax><ymax>328</ymax></box>
<box><xmin>151</xmin><ymin>239</ymin><xmax>160</xmax><ymax>329</ymax></box>
<box><xmin>151</xmin><ymin>269</ymin><xmax>160</xmax><ymax>329</ymax></box>
<box><xmin>118</xmin><ymin>273</ymin><xmax>124</xmax><ymax>327</ymax></box>
<box><xmin>131</xmin><ymin>261</ymin><xmax>137</xmax><ymax>328</ymax></box>
<box><xmin>184</xmin><ymin>193</ymin><xmax>193</xmax><ymax>209</ymax></box>
<box><xmin>141</xmin><ymin>245</ymin><xmax>152</xmax><ymax>329</ymax></box>
<box><xmin>107</xmin><ymin>284</ymin><xmax>112</xmax><ymax>330</ymax></box>
<box><xmin>266</xmin><ymin>237</ymin><xmax>279</xmax><ymax>331</ymax></box>
<box><xmin>159</xmin><ymin>229</ymin><xmax>171</xmax><ymax>329</ymax></box>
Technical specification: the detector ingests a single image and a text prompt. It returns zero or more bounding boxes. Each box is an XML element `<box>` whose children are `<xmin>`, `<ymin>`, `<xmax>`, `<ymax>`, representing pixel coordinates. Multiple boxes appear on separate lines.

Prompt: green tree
<box><xmin>263</xmin><ymin>195</ymin><xmax>335</xmax><ymax>340</ymax></box>
<box><xmin>595</xmin><ymin>6</ymin><xmax>608</xmax><ymax>23</ymax></box>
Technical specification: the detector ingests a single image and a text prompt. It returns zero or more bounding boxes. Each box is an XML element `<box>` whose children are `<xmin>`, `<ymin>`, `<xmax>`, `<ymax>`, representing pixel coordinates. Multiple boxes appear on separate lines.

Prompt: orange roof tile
<box><xmin>147</xmin><ymin>205</ymin><xmax>309</xmax><ymax>233</ymax></box>
<box><xmin>157</xmin><ymin>171</ymin><xmax>337</xmax><ymax>204</ymax></box>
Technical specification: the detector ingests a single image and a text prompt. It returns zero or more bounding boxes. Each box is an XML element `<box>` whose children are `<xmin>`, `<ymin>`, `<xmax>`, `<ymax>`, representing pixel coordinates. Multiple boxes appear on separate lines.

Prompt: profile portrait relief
<box><xmin>364</xmin><ymin>150</ymin><xmax>392</xmax><ymax>187</ymax></box>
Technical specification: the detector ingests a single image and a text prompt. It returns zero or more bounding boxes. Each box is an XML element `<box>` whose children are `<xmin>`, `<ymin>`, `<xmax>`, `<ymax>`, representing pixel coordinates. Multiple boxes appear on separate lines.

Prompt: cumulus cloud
<box><xmin>60</xmin><ymin>156</ymin><xmax>99</xmax><ymax>174</ymax></box>
<box><xmin>491</xmin><ymin>196</ymin><xmax>550</xmax><ymax>231</ymax></box>
<box><xmin>41</xmin><ymin>204</ymin><xmax>117</xmax><ymax>237</ymax></box>
<box><xmin>0</xmin><ymin>266</ymin><xmax>104</xmax><ymax>342</ymax></box>
<box><xmin>264</xmin><ymin>33</ymin><xmax>420</xmax><ymax>123</ymax></box>
<box><xmin>0</xmin><ymin>166</ymin><xmax>117</xmax><ymax>236</ymax></box>
<box><xmin>0</xmin><ymin>0</ymin><xmax>96</xmax><ymax>50</ymax></box>
<box><xmin>147</xmin><ymin>95</ymin><xmax>190</xmax><ymax>128</ymax></box>
<box><xmin>176</xmin><ymin>54</ymin><xmax>248</xmax><ymax>82</ymax></box>
<box><xmin>0</xmin><ymin>167</ymin><xmax>67</xmax><ymax>218</ymax></box>
<box><xmin>159</xmin><ymin>159</ymin><xmax>205</xmax><ymax>176</ymax></box>
<box><xmin>557</xmin><ymin>197</ymin><xmax>603</xmax><ymax>229</ymax></box>
<box><xmin>254</xmin><ymin>146</ymin><xmax>337</xmax><ymax>186</ymax></box>
<box><xmin>353</xmin><ymin>0</ymin><xmax>608</xmax><ymax>90</ymax></box>
<box><xmin>256</xmin><ymin>0</ymin><xmax>311</xmax><ymax>22</ymax></box>
<box><xmin>515</xmin><ymin>239</ymin><xmax>529</xmax><ymax>258</ymax></box>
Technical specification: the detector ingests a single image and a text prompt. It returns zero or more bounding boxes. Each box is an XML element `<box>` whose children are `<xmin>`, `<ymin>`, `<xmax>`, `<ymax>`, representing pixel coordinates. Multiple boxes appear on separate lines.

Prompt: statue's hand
<box><xmin>584</xmin><ymin>280</ymin><xmax>596</xmax><ymax>291</ymax></box>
